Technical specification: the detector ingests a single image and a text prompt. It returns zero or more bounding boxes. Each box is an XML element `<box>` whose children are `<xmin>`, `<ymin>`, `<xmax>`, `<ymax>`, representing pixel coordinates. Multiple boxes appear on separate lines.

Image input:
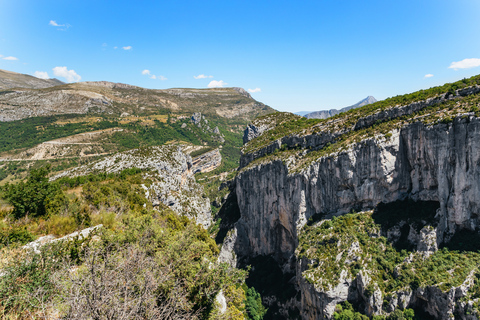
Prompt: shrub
<box><xmin>3</xmin><ymin>166</ymin><xmax>59</xmax><ymax>219</ymax></box>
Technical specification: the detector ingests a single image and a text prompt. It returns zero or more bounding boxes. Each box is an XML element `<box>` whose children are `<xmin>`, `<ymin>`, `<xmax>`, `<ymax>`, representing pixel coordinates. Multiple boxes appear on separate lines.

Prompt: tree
<box><xmin>245</xmin><ymin>287</ymin><xmax>267</xmax><ymax>320</ymax></box>
<box><xmin>3</xmin><ymin>166</ymin><xmax>58</xmax><ymax>219</ymax></box>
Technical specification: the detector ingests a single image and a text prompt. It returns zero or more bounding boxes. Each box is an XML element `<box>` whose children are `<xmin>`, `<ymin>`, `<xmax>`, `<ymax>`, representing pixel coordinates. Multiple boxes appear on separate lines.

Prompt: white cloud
<box><xmin>208</xmin><ymin>80</ymin><xmax>227</xmax><ymax>88</ymax></box>
<box><xmin>123</xmin><ymin>46</ymin><xmax>132</xmax><ymax>50</ymax></box>
<box><xmin>49</xmin><ymin>20</ymin><xmax>63</xmax><ymax>27</ymax></box>
<box><xmin>449</xmin><ymin>58</ymin><xmax>480</xmax><ymax>70</ymax></box>
<box><xmin>0</xmin><ymin>55</ymin><xmax>3</xmax><ymax>58</ymax></box>
<box><xmin>34</xmin><ymin>71</ymin><xmax>49</xmax><ymax>79</ymax></box>
<box><xmin>248</xmin><ymin>88</ymin><xmax>261</xmax><ymax>93</ymax></box>
<box><xmin>142</xmin><ymin>69</ymin><xmax>167</xmax><ymax>81</ymax></box>
<box><xmin>113</xmin><ymin>46</ymin><xmax>118</xmax><ymax>49</ymax></box>
<box><xmin>2</xmin><ymin>56</ymin><xmax>18</xmax><ymax>61</ymax></box>
<box><xmin>424</xmin><ymin>74</ymin><xmax>434</xmax><ymax>78</ymax></box>
<box><xmin>49</xmin><ymin>20</ymin><xmax>70</xmax><ymax>30</ymax></box>
<box><xmin>52</xmin><ymin>66</ymin><xmax>81</xmax><ymax>82</ymax></box>
<box><xmin>194</xmin><ymin>74</ymin><xmax>213</xmax><ymax>79</ymax></box>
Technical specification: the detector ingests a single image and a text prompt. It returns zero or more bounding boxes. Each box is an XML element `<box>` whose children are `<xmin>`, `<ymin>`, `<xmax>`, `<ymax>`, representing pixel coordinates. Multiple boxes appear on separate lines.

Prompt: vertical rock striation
<box><xmin>233</xmin><ymin>116</ymin><xmax>480</xmax><ymax>318</ymax></box>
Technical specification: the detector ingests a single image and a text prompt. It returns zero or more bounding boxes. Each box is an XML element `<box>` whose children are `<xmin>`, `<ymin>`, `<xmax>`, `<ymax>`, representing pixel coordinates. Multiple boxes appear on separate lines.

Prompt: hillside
<box><xmin>225</xmin><ymin>74</ymin><xmax>480</xmax><ymax>319</ymax></box>
<box><xmin>0</xmin><ymin>79</ymin><xmax>271</xmax><ymax>122</ymax></box>
<box><xmin>0</xmin><ymin>69</ymin><xmax>274</xmax><ymax>186</ymax></box>
<box><xmin>0</xmin><ymin>69</ymin><xmax>64</xmax><ymax>90</ymax></box>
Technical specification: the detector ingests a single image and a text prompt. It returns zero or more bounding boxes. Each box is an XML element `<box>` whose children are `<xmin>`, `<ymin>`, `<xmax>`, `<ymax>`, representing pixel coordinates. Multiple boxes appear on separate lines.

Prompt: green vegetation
<box><xmin>0</xmin><ymin>115</ymin><xmax>117</xmax><ymax>153</ymax></box>
<box><xmin>242</xmin><ymin>74</ymin><xmax>480</xmax><ymax>171</ymax></box>
<box><xmin>0</xmin><ymin>166</ymin><xmax>258</xmax><ymax>319</ymax></box>
<box><xmin>242</xmin><ymin>112</ymin><xmax>323</xmax><ymax>153</ymax></box>
<box><xmin>298</xmin><ymin>211</ymin><xmax>480</xmax><ymax>300</ymax></box>
<box><xmin>2</xmin><ymin>166</ymin><xmax>60</xmax><ymax>219</ymax></box>
<box><xmin>245</xmin><ymin>286</ymin><xmax>268</xmax><ymax>320</ymax></box>
<box><xmin>241</xmin><ymin>89</ymin><xmax>480</xmax><ymax>174</ymax></box>
<box><xmin>333</xmin><ymin>302</ymin><xmax>415</xmax><ymax>320</ymax></box>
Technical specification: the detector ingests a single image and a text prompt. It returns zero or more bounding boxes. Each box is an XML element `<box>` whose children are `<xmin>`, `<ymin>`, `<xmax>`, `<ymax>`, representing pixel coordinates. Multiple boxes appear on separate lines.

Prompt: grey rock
<box><xmin>191</xmin><ymin>149</ymin><xmax>222</xmax><ymax>173</ymax></box>
<box><xmin>234</xmin><ymin>115</ymin><xmax>480</xmax><ymax>318</ymax></box>
<box><xmin>52</xmin><ymin>145</ymin><xmax>212</xmax><ymax>228</ymax></box>
<box><xmin>191</xmin><ymin>112</ymin><xmax>202</xmax><ymax>127</ymax></box>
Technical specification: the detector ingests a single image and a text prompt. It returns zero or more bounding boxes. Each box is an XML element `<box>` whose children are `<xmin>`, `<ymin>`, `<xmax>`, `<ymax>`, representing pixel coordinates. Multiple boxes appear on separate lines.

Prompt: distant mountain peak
<box><xmin>303</xmin><ymin>96</ymin><xmax>377</xmax><ymax>119</ymax></box>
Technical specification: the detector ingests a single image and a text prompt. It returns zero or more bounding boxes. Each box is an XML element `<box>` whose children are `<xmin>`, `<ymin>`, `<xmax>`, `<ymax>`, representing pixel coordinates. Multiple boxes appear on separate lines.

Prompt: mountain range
<box><xmin>295</xmin><ymin>95</ymin><xmax>377</xmax><ymax>119</ymax></box>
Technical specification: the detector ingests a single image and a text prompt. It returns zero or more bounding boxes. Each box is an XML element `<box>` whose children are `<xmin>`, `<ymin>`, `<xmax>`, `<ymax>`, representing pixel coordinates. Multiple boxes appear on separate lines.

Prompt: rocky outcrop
<box><xmin>52</xmin><ymin>145</ymin><xmax>212</xmax><ymax>227</ymax></box>
<box><xmin>191</xmin><ymin>149</ymin><xmax>222</xmax><ymax>173</ymax></box>
<box><xmin>233</xmin><ymin>115</ymin><xmax>480</xmax><ymax>318</ymax></box>
<box><xmin>23</xmin><ymin>225</ymin><xmax>103</xmax><ymax>254</ymax></box>
<box><xmin>243</xmin><ymin>122</ymin><xmax>274</xmax><ymax>144</ymax></box>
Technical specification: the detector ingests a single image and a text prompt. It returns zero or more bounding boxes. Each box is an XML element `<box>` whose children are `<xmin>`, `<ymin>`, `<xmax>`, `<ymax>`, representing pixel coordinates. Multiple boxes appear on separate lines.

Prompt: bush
<box><xmin>3</xmin><ymin>166</ymin><xmax>59</xmax><ymax>219</ymax></box>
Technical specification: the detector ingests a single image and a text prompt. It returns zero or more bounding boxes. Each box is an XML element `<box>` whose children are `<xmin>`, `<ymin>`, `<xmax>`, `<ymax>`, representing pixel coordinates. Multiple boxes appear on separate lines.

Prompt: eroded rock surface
<box><xmin>233</xmin><ymin>115</ymin><xmax>480</xmax><ymax>319</ymax></box>
<box><xmin>52</xmin><ymin>145</ymin><xmax>212</xmax><ymax>227</ymax></box>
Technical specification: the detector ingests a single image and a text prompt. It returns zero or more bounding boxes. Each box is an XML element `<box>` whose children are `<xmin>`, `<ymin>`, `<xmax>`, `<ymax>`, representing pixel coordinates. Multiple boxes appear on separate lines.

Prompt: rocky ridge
<box><xmin>0</xmin><ymin>69</ymin><xmax>64</xmax><ymax>90</ymax></box>
<box><xmin>0</xmin><ymin>70</ymin><xmax>274</xmax><ymax>122</ymax></box>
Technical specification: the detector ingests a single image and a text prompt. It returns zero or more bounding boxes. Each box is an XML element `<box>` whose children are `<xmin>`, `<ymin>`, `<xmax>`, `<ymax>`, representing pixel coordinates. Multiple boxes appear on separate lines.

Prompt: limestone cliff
<box><xmin>229</xmin><ymin>79</ymin><xmax>480</xmax><ymax>319</ymax></box>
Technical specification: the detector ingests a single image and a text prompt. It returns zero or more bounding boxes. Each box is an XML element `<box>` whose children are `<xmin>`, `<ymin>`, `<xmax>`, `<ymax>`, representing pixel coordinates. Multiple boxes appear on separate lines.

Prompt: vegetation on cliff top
<box><xmin>241</xmin><ymin>78</ymin><xmax>480</xmax><ymax>174</ymax></box>
<box><xmin>243</xmin><ymin>74</ymin><xmax>480</xmax><ymax>156</ymax></box>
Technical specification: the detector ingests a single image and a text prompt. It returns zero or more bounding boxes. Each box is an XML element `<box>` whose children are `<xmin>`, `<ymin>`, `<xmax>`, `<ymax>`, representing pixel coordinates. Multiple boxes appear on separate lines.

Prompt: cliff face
<box><xmin>233</xmin><ymin>115</ymin><xmax>480</xmax><ymax>319</ymax></box>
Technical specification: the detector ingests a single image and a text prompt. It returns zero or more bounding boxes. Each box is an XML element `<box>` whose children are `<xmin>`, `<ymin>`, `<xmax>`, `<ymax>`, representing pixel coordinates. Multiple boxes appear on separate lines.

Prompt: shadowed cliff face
<box><xmin>233</xmin><ymin>116</ymin><xmax>480</xmax><ymax>319</ymax></box>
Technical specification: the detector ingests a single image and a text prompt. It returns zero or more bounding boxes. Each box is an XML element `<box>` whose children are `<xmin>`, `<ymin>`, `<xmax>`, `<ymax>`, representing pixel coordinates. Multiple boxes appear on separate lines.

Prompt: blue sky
<box><xmin>1</xmin><ymin>0</ymin><xmax>480</xmax><ymax>112</ymax></box>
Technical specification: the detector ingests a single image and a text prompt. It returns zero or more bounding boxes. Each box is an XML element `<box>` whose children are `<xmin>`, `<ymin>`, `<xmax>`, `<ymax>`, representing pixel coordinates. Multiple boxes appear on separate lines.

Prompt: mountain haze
<box><xmin>300</xmin><ymin>95</ymin><xmax>377</xmax><ymax>119</ymax></box>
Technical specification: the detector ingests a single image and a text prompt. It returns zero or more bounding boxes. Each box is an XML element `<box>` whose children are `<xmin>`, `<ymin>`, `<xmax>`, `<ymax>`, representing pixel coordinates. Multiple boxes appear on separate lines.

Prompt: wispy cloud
<box><xmin>248</xmin><ymin>88</ymin><xmax>261</xmax><ymax>93</ymax></box>
<box><xmin>424</xmin><ymin>74</ymin><xmax>434</xmax><ymax>78</ymax></box>
<box><xmin>34</xmin><ymin>71</ymin><xmax>49</xmax><ymax>79</ymax></box>
<box><xmin>2</xmin><ymin>56</ymin><xmax>18</xmax><ymax>61</ymax></box>
<box><xmin>122</xmin><ymin>46</ymin><xmax>132</xmax><ymax>50</ymax></box>
<box><xmin>449</xmin><ymin>58</ymin><xmax>480</xmax><ymax>70</ymax></box>
<box><xmin>49</xmin><ymin>20</ymin><xmax>70</xmax><ymax>30</ymax></box>
<box><xmin>113</xmin><ymin>46</ymin><xmax>118</xmax><ymax>50</ymax></box>
<box><xmin>194</xmin><ymin>74</ymin><xmax>213</xmax><ymax>79</ymax></box>
<box><xmin>52</xmin><ymin>66</ymin><xmax>81</xmax><ymax>82</ymax></box>
<box><xmin>208</xmin><ymin>80</ymin><xmax>227</xmax><ymax>88</ymax></box>
<box><xmin>49</xmin><ymin>20</ymin><xmax>62</xmax><ymax>27</ymax></box>
<box><xmin>141</xmin><ymin>69</ymin><xmax>167</xmax><ymax>80</ymax></box>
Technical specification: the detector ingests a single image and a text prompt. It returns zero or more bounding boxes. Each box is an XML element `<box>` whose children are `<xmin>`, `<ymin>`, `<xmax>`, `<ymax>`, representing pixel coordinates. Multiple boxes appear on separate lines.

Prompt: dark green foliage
<box><xmin>333</xmin><ymin>302</ymin><xmax>415</xmax><ymax>320</ymax></box>
<box><xmin>245</xmin><ymin>287</ymin><xmax>267</xmax><ymax>320</ymax></box>
<box><xmin>3</xmin><ymin>166</ymin><xmax>60</xmax><ymax>219</ymax></box>
<box><xmin>0</xmin><ymin>226</ymin><xmax>36</xmax><ymax>247</ymax></box>
<box><xmin>0</xmin><ymin>115</ymin><xmax>117</xmax><ymax>153</ymax></box>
